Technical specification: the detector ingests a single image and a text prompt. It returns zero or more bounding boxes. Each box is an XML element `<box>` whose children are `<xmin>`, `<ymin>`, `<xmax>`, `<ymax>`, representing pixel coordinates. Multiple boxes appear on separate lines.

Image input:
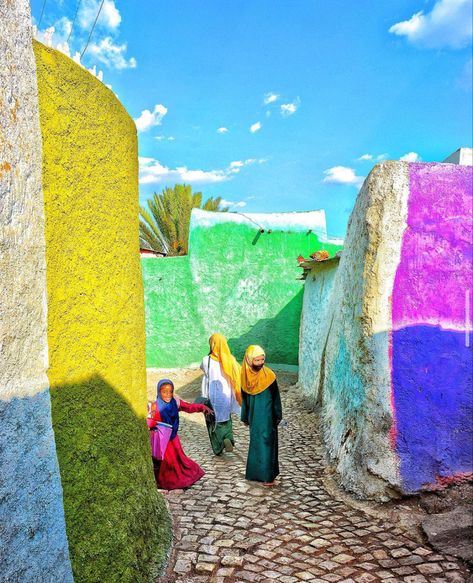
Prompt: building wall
<box><xmin>34</xmin><ymin>41</ymin><xmax>170</xmax><ymax>582</ymax></box>
<box><xmin>0</xmin><ymin>4</ymin><xmax>73</xmax><ymax>581</ymax></box>
<box><xmin>143</xmin><ymin>209</ymin><xmax>343</xmax><ymax>368</ymax></box>
<box><xmin>298</xmin><ymin>259</ymin><xmax>339</xmax><ymax>406</ymax></box>
<box><xmin>391</xmin><ymin>163</ymin><xmax>473</xmax><ymax>493</ymax></box>
<box><xmin>299</xmin><ymin>161</ymin><xmax>472</xmax><ymax>500</ymax></box>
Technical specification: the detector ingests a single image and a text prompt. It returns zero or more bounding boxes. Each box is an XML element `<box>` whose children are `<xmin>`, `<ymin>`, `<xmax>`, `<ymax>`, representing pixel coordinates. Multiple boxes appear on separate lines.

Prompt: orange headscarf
<box><xmin>241</xmin><ymin>345</ymin><xmax>276</xmax><ymax>396</ymax></box>
<box><xmin>209</xmin><ymin>333</ymin><xmax>242</xmax><ymax>405</ymax></box>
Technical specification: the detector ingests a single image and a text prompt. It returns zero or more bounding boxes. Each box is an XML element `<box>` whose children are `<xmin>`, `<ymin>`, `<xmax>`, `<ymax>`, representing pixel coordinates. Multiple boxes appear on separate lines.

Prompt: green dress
<box><xmin>241</xmin><ymin>380</ymin><xmax>282</xmax><ymax>483</ymax></box>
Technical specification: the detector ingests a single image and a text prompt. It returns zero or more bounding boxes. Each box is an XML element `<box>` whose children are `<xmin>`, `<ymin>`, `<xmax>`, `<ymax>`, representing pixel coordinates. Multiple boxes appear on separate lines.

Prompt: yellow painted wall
<box><xmin>34</xmin><ymin>41</ymin><xmax>170</xmax><ymax>583</ymax></box>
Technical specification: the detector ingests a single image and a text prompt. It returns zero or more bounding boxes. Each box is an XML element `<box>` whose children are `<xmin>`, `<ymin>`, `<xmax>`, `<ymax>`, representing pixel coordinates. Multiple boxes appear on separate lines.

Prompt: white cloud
<box><xmin>400</xmin><ymin>151</ymin><xmax>421</xmax><ymax>162</ymax></box>
<box><xmin>250</xmin><ymin>122</ymin><xmax>262</xmax><ymax>133</ymax></box>
<box><xmin>389</xmin><ymin>0</ymin><xmax>472</xmax><ymax>49</ymax></box>
<box><xmin>34</xmin><ymin>17</ymin><xmax>72</xmax><ymax>52</ymax></box>
<box><xmin>87</xmin><ymin>64</ymin><xmax>104</xmax><ymax>81</ymax></box>
<box><xmin>79</xmin><ymin>0</ymin><xmax>121</xmax><ymax>31</ymax></box>
<box><xmin>217</xmin><ymin>127</ymin><xmax>228</xmax><ymax>134</ymax></box>
<box><xmin>221</xmin><ymin>199</ymin><xmax>247</xmax><ymax>208</ymax></box>
<box><xmin>134</xmin><ymin>104</ymin><xmax>168</xmax><ymax>132</ymax></box>
<box><xmin>323</xmin><ymin>166</ymin><xmax>365</xmax><ymax>187</ymax></box>
<box><xmin>87</xmin><ymin>37</ymin><xmax>136</xmax><ymax>69</ymax></box>
<box><xmin>139</xmin><ymin>157</ymin><xmax>266</xmax><ymax>185</ymax></box>
<box><xmin>280</xmin><ymin>98</ymin><xmax>300</xmax><ymax>116</ymax></box>
<box><xmin>358</xmin><ymin>153</ymin><xmax>388</xmax><ymax>161</ymax></box>
<box><xmin>263</xmin><ymin>92</ymin><xmax>279</xmax><ymax>105</ymax></box>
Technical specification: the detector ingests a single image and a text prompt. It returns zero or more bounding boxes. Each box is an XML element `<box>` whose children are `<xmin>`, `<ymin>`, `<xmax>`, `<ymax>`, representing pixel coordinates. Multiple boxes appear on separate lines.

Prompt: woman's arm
<box><xmin>240</xmin><ymin>391</ymin><xmax>249</xmax><ymax>425</ymax></box>
<box><xmin>179</xmin><ymin>400</ymin><xmax>213</xmax><ymax>416</ymax></box>
<box><xmin>271</xmin><ymin>381</ymin><xmax>283</xmax><ymax>424</ymax></box>
<box><xmin>146</xmin><ymin>401</ymin><xmax>158</xmax><ymax>429</ymax></box>
<box><xmin>200</xmin><ymin>357</ymin><xmax>210</xmax><ymax>398</ymax></box>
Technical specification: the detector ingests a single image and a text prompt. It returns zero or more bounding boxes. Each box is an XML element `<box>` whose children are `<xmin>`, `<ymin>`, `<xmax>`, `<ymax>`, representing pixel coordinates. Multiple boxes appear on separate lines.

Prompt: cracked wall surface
<box><xmin>0</xmin><ymin>3</ymin><xmax>73</xmax><ymax>581</ymax></box>
<box><xmin>299</xmin><ymin>161</ymin><xmax>472</xmax><ymax>500</ymax></box>
<box><xmin>34</xmin><ymin>41</ymin><xmax>170</xmax><ymax>582</ymax></box>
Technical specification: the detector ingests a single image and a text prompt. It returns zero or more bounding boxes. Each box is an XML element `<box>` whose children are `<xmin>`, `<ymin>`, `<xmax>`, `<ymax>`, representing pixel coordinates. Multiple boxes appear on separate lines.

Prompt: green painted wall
<box><xmin>143</xmin><ymin>210</ymin><xmax>343</xmax><ymax>368</ymax></box>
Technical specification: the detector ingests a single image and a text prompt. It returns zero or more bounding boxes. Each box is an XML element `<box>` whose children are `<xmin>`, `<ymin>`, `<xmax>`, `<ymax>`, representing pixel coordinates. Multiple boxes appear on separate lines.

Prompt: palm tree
<box><xmin>139</xmin><ymin>184</ymin><xmax>229</xmax><ymax>255</ymax></box>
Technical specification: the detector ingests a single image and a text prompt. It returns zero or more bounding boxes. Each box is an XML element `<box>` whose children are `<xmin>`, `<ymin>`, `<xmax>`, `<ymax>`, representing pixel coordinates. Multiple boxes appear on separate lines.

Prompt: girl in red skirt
<box><xmin>147</xmin><ymin>378</ymin><xmax>213</xmax><ymax>489</ymax></box>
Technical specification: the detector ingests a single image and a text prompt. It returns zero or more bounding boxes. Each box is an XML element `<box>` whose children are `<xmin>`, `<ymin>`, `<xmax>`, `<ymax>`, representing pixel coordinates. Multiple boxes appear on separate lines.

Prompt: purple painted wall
<box><xmin>391</xmin><ymin>163</ymin><xmax>473</xmax><ymax>493</ymax></box>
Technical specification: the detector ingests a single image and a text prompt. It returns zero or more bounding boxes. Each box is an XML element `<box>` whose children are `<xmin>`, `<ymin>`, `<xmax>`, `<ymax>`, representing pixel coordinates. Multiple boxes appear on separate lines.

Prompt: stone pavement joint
<box><xmin>157</xmin><ymin>373</ymin><xmax>471</xmax><ymax>583</ymax></box>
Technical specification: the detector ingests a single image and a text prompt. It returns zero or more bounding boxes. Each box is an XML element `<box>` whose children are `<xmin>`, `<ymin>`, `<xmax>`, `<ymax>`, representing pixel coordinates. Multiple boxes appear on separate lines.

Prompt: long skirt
<box><xmin>195</xmin><ymin>396</ymin><xmax>235</xmax><ymax>455</ymax></box>
<box><xmin>207</xmin><ymin>418</ymin><xmax>234</xmax><ymax>455</ymax></box>
<box><xmin>153</xmin><ymin>435</ymin><xmax>204</xmax><ymax>490</ymax></box>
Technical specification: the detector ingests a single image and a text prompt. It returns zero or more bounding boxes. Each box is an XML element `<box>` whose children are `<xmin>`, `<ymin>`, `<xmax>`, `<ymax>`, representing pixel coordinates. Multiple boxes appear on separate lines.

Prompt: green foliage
<box><xmin>50</xmin><ymin>376</ymin><xmax>171</xmax><ymax>583</ymax></box>
<box><xmin>139</xmin><ymin>184</ymin><xmax>229</xmax><ymax>255</ymax></box>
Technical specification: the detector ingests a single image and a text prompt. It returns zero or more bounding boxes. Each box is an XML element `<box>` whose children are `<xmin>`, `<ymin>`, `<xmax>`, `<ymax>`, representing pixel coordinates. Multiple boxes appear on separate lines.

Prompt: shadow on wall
<box><xmin>227</xmin><ymin>290</ymin><xmax>304</xmax><ymax>365</ymax></box>
<box><xmin>50</xmin><ymin>375</ymin><xmax>171</xmax><ymax>583</ymax></box>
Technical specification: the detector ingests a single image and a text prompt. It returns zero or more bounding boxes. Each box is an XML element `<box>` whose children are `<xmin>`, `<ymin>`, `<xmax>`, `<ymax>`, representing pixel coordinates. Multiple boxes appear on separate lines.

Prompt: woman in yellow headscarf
<box><xmin>199</xmin><ymin>333</ymin><xmax>242</xmax><ymax>455</ymax></box>
<box><xmin>241</xmin><ymin>345</ymin><xmax>282</xmax><ymax>486</ymax></box>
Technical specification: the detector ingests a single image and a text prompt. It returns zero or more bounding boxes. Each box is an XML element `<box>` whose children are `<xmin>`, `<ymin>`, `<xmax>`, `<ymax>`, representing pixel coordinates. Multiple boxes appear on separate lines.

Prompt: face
<box><xmin>160</xmin><ymin>383</ymin><xmax>174</xmax><ymax>403</ymax></box>
<box><xmin>251</xmin><ymin>354</ymin><xmax>265</xmax><ymax>371</ymax></box>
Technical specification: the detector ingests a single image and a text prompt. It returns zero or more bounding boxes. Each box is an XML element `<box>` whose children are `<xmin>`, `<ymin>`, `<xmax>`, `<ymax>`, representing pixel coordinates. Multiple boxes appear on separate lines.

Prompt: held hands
<box><xmin>202</xmin><ymin>406</ymin><xmax>214</xmax><ymax>417</ymax></box>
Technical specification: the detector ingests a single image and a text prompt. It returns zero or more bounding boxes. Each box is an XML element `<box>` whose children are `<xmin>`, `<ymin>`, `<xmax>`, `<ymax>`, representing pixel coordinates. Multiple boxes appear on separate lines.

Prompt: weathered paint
<box><xmin>299</xmin><ymin>160</ymin><xmax>472</xmax><ymax>500</ymax></box>
<box><xmin>143</xmin><ymin>209</ymin><xmax>343</xmax><ymax>368</ymax></box>
<box><xmin>298</xmin><ymin>259</ymin><xmax>339</xmax><ymax>405</ymax></box>
<box><xmin>0</xmin><ymin>4</ymin><xmax>73</xmax><ymax>580</ymax></box>
<box><xmin>392</xmin><ymin>163</ymin><xmax>473</xmax><ymax>492</ymax></box>
<box><xmin>299</xmin><ymin>162</ymin><xmax>410</xmax><ymax>499</ymax></box>
<box><xmin>34</xmin><ymin>42</ymin><xmax>170</xmax><ymax>581</ymax></box>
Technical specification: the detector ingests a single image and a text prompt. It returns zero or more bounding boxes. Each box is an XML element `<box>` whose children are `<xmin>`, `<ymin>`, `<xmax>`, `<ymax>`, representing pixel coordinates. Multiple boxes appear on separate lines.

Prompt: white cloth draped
<box><xmin>200</xmin><ymin>356</ymin><xmax>241</xmax><ymax>423</ymax></box>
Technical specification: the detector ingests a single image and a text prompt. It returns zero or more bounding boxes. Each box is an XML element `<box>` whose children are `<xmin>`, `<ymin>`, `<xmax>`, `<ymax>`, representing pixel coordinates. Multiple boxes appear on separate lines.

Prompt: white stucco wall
<box><xmin>0</xmin><ymin>2</ymin><xmax>73</xmax><ymax>580</ymax></box>
<box><xmin>298</xmin><ymin>259</ymin><xmax>339</xmax><ymax>405</ymax></box>
<box><xmin>299</xmin><ymin>162</ymin><xmax>410</xmax><ymax>500</ymax></box>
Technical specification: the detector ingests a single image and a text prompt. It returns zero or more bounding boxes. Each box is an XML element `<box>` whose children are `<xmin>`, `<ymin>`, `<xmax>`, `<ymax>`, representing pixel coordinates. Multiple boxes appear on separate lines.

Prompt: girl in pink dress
<box><xmin>147</xmin><ymin>378</ymin><xmax>213</xmax><ymax>490</ymax></box>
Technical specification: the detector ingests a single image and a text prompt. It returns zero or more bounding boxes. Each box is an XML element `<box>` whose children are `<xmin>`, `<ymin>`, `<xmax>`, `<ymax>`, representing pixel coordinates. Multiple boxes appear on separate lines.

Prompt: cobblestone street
<box><xmin>148</xmin><ymin>370</ymin><xmax>471</xmax><ymax>583</ymax></box>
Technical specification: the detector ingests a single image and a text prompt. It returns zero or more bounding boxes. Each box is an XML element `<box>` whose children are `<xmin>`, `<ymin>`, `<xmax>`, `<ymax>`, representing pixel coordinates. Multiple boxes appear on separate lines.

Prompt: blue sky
<box><xmin>31</xmin><ymin>0</ymin><xmax>472</xmax><ymax>237</ymax></box>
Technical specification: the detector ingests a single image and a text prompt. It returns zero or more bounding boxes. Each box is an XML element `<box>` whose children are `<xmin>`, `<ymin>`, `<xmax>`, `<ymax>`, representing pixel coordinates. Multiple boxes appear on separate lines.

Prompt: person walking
<box><xmin>241</xmin><ymin>345</ymin><xmax>282</xmax><ymax>486</ymax></box>
<box><xmin>200</xmin><ymin>333</ymin><xmax>242</xmax><ymax>455</ymax></box>
<box><xmin>147</xmin><ymin>378</ymin><xmax>213</xmax><ymax>489</ymax></box>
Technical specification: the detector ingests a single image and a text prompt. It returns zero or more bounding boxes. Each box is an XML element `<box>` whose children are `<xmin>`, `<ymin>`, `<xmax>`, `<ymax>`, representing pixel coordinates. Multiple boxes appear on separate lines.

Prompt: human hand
<box><xmin>203</xmin><ymin>406</ymin><xmax>214</xmax><ymax>417</ymax></box>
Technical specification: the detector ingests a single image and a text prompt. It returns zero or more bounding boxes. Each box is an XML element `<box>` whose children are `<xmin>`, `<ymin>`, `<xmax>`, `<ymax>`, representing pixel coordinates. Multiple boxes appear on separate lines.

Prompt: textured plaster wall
<box><xmin>299</xmin><ymin>161</ymin><xmax>472</xmax><ymax>500</ymax></box>
<box><xmin>392</xmin><ymin>163</ymin><xmax>473</xmax><ymax>493</ymax></box>
<box><xmin>298</xmin><ymin>259</ymin><xmax>339</xmax><ymax>405</ymax></box>
<box><xmin>0</xmin><ymin>4</ymin><xmax>73</xmax><ymax>582</ymax></box>
<box><xmin>143</xmin><ymin>209</ymin><xmax>343</xmax><ymax>368</ymax></box>
<box><xmin>34</xmin><ymin>41</ymin><xmax>170</xmax><ymax>582</ymax></box>
<box><xmin>321</xmin><ymin>162</ymin><xmax>408</xmax><ymax>500</ymax></box>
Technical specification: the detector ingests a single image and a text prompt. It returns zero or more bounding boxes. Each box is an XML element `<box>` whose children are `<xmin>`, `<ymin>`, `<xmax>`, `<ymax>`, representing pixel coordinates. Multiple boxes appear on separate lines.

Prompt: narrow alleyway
<box><xmin>147</xmin><ymin>370</ymin><xmax>470</xmax><ymax>583</ymax></box>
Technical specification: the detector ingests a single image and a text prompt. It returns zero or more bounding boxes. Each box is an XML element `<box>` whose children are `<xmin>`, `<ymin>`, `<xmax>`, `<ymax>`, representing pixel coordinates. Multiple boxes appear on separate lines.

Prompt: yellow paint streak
<box><xmin>0</xmin><ymin>161</ymin><xmax>12</xmax><ymax>175</ymax></box>
<box><xmin>33</xmin><ymin>41</ymin><xmax>146</xmax><ymax>417</ymax></box>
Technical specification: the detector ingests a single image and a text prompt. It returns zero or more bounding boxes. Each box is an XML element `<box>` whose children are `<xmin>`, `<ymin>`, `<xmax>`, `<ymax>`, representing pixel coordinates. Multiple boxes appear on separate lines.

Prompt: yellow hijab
<box><xmin>241</xmin><ymin>345</ymin><xmax>276</xmax><ymax>396</ymax></box>
<box><xmin>209</xmin><ymin>333</ymin><xmax>242</xmax><ymax>405</ymax></box>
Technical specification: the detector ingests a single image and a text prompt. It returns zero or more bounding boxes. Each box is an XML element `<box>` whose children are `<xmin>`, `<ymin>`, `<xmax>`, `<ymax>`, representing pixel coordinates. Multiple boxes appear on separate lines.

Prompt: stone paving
<box><xmin>150</xmin><ymin>370</ymin><xmax>471</xmax><ymax>583</ymax></box>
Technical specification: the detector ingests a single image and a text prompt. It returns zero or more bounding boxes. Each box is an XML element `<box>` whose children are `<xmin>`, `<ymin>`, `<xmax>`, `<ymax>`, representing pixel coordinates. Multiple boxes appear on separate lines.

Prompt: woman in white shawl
<box><xmin>200</xmin><ymin>333</ymin><xmax>241</xmax><ymax>454</ymax></box>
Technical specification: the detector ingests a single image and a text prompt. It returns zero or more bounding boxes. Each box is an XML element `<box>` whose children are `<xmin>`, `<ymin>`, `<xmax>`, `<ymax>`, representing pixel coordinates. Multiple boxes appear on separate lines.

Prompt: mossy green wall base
<box><xmin>143</xmin><ymin>210</ymin><xmax>343</xmax><ymax>368</ymax></box>
<box><xmin>34</xmin><ymin>41</ymin><xmax>170</xmax><ymax>582</ymax></box>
